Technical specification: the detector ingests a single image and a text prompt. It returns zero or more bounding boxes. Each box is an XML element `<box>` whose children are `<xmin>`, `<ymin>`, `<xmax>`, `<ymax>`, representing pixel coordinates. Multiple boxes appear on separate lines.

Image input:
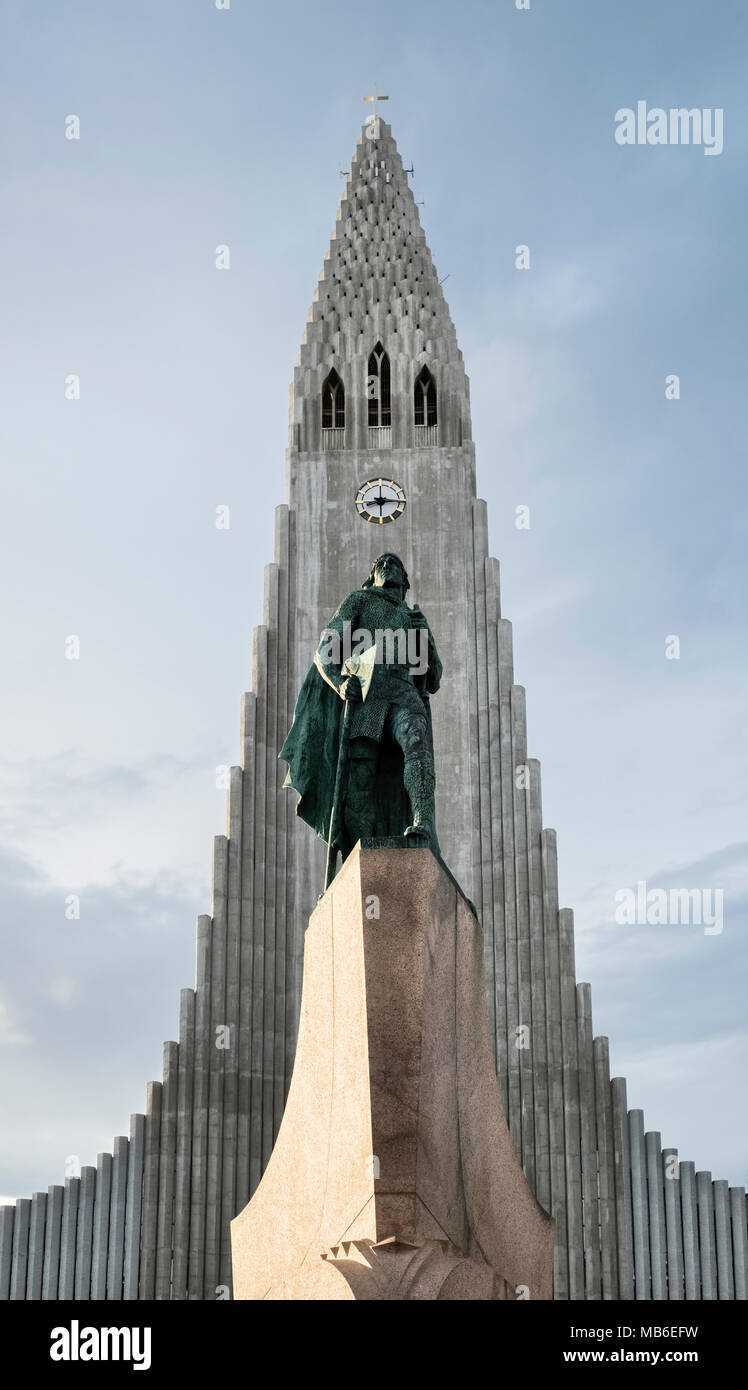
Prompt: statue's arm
<box><xmin>425</xmin><ymin>626</ymin><xmax>442</xmax><ymax>694</ymax></box>
<box><xmin>409</xmin><ymin>604</ymin><xmax>442</xmax><ymax>695</ymax></box>
<box><xmin>314</xmin><ymin>592</ymin><xmax>359</xmax><ymax>696</ymax></box>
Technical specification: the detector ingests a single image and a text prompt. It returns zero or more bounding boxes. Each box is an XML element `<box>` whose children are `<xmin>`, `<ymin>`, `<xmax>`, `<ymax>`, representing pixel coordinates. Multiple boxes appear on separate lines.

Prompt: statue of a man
<box><xmin>280</xmin><ymin>553</ymin><xmax>442</xmax><ymax>871</ymax></box>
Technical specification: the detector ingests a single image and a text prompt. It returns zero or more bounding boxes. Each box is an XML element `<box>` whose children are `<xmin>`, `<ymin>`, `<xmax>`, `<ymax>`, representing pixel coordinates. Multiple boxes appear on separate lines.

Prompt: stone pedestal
<box><xmin>231</xmin><ymin>844</ymin><xmax>554</xmax><ymax>1299</ymax></box>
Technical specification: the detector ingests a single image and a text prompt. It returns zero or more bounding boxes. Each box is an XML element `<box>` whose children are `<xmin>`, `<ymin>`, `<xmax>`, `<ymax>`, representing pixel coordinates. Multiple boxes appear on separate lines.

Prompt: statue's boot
<box><xmin>403</xmin><ymin>757</ymin><xmax>438</xmax><ymax>851</ymax></box>
<box><xmin>344</xmin><ymin>744</ymin><xmax>378</xmax><ymax>848</ymax></box>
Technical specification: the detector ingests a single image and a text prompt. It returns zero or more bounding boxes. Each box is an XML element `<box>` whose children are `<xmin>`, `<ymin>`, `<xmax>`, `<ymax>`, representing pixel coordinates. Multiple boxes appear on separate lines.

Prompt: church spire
<box><xmin>289</xmin><ymin>119</ymin><xmax>470</xmax><ymax>454</ymax></box>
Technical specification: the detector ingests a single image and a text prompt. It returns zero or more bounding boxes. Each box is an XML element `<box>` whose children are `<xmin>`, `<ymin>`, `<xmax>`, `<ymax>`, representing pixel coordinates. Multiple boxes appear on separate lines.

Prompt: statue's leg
<box><xmin>402</xmin><ymin>757</ymin><xmax>437</xmax><ymax>850</ymax></box>
<box><xmin>388</xmin><ymin>702</ymin><xmax>438</xmax><ymax>851</ymax></box>
<box><xmin>344</xmin><ymin>738</ymin><xmax>379</xmax><ymax>848</ymax></box>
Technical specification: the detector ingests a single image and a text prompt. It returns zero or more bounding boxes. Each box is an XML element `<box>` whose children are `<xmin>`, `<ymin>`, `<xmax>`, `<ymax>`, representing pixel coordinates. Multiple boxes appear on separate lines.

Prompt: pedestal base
<box><xmin>231</xmin><ymin>844</ymin><xmax>554</xmax><ymax>1300</ymax></box>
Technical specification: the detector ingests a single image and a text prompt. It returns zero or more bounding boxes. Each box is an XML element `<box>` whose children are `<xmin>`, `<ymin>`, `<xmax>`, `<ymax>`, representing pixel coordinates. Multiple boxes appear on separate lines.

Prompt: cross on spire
<box><xmin>363</xmin><ymin>86</ymin><xmax>389</xmax><ymax>120</ymax></box>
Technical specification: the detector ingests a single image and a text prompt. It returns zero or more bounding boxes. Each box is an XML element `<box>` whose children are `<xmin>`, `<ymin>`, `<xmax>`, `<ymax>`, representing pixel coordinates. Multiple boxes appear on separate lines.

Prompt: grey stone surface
<box><xmin>205</xmin><ymin>838</ymin><xmax>228</xmax><ymax>1298</ymax></box>
<box><xmin>262</xmin><ymin>563</ymin><xmax>279</xmax><ymax>1169</ymax></box>
<box><xmin>124</xmin><ymin>1114</ymin><xmax>145</xmax><ymax>1300</ymax></box>
<box><xmin>10</xmin><ymin>1197</ymin><xmax>30</xmax><ymax>1300</ymax></box>
<box><xmin>697</xmin><ymin>1171</ymin><xmax>717</xmax><ymax>1299</ymax></box>
<box><xmin>680</xmin><ymin>1161</ymin><xmax>699</xmax><ymax>1299</ymax></box>
<box><xmin>237</xmin><ymin>692</ymin><xmax>256</xmax><ymax>1217</ymax></box>
<box><xmin>629</xmin><ymin>1110</ymin><xmax>650</xmax><ymax>1299</ymax></box>
<box><xmin>250</xmin><ymin>623</ymin><xmax>269</xmax><ymax>1199</ymax></box>
<box><xmin>274</xmin><ymin>510</ymin><xmax>291</xmax><ymax>1145</ymax></box>
<box><xmin>220</xmin><ymin>769</ymin><xmax>243</xmax><ymax>1288</ymax></box>
<box><xmin>611</xmin><ymin>1077</ymin><xmax>634</xmax><ymax>1300</ymax></box>
<box><xmin>41</xmin><ymin>1184</ymin><xmax>63</xmax><ymax>1300</ymax></box>
<box><xmin>26</xmin><ymin>1193</ymin><xmax>46</xmax><ymax>1300</ymax></box>
<box><xmin>713</xmin><ymin>1179</ymin><xmax>733</xmax><ymax>1300</ymax></box>
<box><xmin>558</xmin><ymin>914</ymin><xmax>582</xmax><ymax>1300</ymax></box>
<box><xmin>645</xmin><ymin>1131</ymin><xmax>667</xmax><ymax>1300</ymax></box>
<box><xmin>74</xmin><ymin>1166</ymin><xmax>96</xmax><ymax>1299</ymax></box>
<box><xmin>499</xmin><ymin>624</ymin><xmax>521</xmax><ymax>1161</ymax></box>
<box><xmin>576</xmin><ymin>984</ymin><xmax>600</xmax><ymax>1300</ymax></box>
<box><xmin>155</xmin><ymin>1044</ymin><xmax>177</xmax><ymax>1298</ymax></box>
<box><xmin>662</xmin><ymin>1147</ymin><xmax>683</xmax><ymax>1301</ymax></box>
<box><xmin>188</xmin><ymin>916</ymin><xmax>211</xmax><ymax>1299</ymax></box>
<box><xmin>472</xmin><ymin>500</ymin><xmax>496</xmax><ymax>1053</ymax></box>
<box><xmin>139</xmin><ymin>1081</ymin><xmax>162</xmax><ymax>1298</ymax></box>
<box><xmin>541</xmin><ymin>828</ymin><xmax>568</xmax><ymax>1300</ymax></box>
<box><xmin>0</xmin><ymin>1204</ymin><xmax>14</xmax><ymax>1299</ymax></box>
<box><xmin>58</xmin><ymin>1177</ymin><xmax>79</xmax><ymax>1298</ymax></box>
<box><xmin>593</xmin><ymin>1038</ymin><xmax>618</xmax><ymax>1299</ymax></box>
<box><xmin>730</xmin><ymin>1187</ymin><xmax>747</xmax><ymax>1300</ymax></box>
<box><xmin>526</xmin><ymin>759</ymin><xmax>550</xmax><ymax>1215</ymax></box>
<box><xmin>173</xmin><ymin>989</ymin><xmax>195</xmax><ymax>1299</ymax></box>
<box><xmin>106</xmin><ymin>1136</ymin><xmax>128</xmax><ymax>1300</ymax></box>
<box><xmin>512</xmin><ymin>687</ymin><xmax>535</xmax><ymax>1194</ymax></box>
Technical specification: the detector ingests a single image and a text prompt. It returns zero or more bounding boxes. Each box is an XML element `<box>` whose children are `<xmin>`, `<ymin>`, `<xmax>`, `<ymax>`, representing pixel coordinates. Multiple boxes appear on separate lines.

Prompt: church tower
<box><xmin>287</xmin><ymin>115</ymin><xmax>486</xmax><ymax>934</ymax></box>
<box><xmin>280</xmin><ymin>115</ymin><xmax>608</xmax><ymax>1299</ymax></box>
<box><xmin>2</xmin><ymin>117</ymin><xmax>746</xmax><ymax>1304</ymax></box>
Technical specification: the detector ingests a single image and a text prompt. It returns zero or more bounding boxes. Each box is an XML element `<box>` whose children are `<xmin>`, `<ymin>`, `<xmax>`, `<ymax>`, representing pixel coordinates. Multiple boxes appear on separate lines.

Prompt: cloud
<box><xmin>0</xmin><ymin>845</ymin><xmax>199</xmax><ymax>1197</ymax></box>
<box><xmin>0</xmin><ymin>749</ymin><xmax>219</xmax><ymax>897</ymax></box>
<box><xmin>0</xmin><ymin>991</ymin><xmax>30</xmax><ymax>1048</ymax></box>
<box><xmin>0</xmin><ymin>751</ymin><xmax>200</xmax><ymax>843</ymax></box>
<box><xmin>46</xmin><ymin>978</ymin><xmax>78</xmax><ymax>1008</ymax></box>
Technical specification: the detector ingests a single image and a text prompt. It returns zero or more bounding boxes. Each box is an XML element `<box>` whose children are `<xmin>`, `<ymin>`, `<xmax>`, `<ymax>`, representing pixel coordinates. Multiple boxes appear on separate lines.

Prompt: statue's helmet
<box><xmin>362</xmin><ymin>552</ymin><xmax>410</xmax><ymax>593</ymax></box>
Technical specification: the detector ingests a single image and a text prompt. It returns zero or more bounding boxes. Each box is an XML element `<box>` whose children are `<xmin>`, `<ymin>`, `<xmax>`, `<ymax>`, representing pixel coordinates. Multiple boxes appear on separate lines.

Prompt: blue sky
<box><xmin>1</xmin><ymin>0</ymin><xmax>746</xmax><ymax>1196</ymax></box>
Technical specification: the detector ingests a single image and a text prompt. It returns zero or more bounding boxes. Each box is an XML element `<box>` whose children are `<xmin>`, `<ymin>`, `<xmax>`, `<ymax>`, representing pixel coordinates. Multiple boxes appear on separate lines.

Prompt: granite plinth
<box><xmin>231</xmin><ymin>844</ymin><xmax>554</xmax><ymax>1300</ymax></box>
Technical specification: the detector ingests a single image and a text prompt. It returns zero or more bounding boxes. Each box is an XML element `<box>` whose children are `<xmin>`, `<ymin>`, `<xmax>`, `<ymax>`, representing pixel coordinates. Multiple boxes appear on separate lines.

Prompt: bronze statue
<box><xmin>280</xmin><ymin>553</ymin><xmax>442</xmax><ymax>886</ymax></box>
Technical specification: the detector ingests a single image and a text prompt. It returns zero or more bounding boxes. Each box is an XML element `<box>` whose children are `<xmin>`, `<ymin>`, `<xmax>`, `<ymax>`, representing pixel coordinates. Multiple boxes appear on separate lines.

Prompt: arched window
<box><xmin>414</xmin><ymin>366</ymin><xmax>437</xmax><ymax>427</ymax></box>
<box><xmin>367</xmin><ymin>343</ymin><xmax>391</xmax><ymax>427</ymax></box>
<box><xmin>322</xmin><ymin>369</ymin><xmax>345</xmax><ymax>429</ymax></box>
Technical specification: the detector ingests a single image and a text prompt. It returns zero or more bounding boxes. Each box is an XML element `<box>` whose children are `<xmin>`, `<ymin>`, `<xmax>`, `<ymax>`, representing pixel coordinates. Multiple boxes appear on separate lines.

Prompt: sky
<box><xmin>1</xmin><ymin>0</ymin><xmax>746</xmax><ymax>1198</ymax></box>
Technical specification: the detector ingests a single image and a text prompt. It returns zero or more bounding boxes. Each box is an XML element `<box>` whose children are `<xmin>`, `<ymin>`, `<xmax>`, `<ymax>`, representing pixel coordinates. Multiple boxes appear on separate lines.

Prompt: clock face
<box><xmin>355</xmin><ymin>477</ymin><xmax>407</xmax><ymax>525</ymax></box>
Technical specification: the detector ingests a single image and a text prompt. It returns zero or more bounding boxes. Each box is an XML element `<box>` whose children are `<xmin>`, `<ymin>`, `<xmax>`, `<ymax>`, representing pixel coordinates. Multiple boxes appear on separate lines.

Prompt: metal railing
<box><xmin>367</xmin><ymin>426</ymin><xmax>392</xmax><ymax>448</ymax></box>
<box><xmin>321</xmin><ymin>428</ymin><xmax>345</xmax><ymax>449</ymax></box>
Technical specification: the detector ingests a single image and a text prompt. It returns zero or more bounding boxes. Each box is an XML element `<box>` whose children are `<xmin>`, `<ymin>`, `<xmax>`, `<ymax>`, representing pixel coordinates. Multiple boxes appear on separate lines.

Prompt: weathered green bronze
<box><xmin>280</xmin><ymin>553</ymin><xmax>442</xmax><ymax>886</ymax></box>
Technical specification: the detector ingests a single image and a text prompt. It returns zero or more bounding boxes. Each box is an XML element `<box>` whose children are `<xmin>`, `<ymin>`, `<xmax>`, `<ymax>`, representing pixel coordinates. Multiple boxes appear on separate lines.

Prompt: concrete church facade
<box><xmin>1</xmin><ymin>118</ymin><xmax>745</xmax><ymax>1302</ymax></box>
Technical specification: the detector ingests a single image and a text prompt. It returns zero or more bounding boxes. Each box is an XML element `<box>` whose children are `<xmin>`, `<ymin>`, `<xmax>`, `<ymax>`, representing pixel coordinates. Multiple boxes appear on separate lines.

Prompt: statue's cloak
<box><xmin>279</xmin><ymin>662</ymin><xmax>343</xmax><ymax>845</ymax></box>
<box><xmin>279</xmin><ymin>661</ymin><xmax>413</xmax><ymax>857</ymax></box>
